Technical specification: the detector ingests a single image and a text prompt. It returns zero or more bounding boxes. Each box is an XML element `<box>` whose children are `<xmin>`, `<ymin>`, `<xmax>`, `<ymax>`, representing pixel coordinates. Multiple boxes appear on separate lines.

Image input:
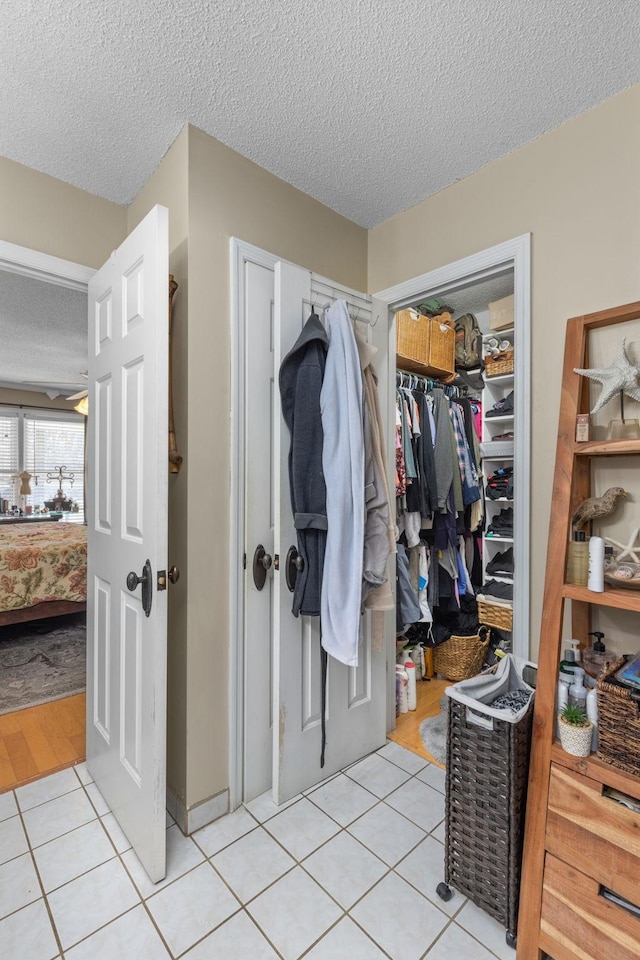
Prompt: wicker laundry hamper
<box><xmin>436</xmin><ymin>657</ymin><xmax>534</xmax><ymax>950</ymax></box>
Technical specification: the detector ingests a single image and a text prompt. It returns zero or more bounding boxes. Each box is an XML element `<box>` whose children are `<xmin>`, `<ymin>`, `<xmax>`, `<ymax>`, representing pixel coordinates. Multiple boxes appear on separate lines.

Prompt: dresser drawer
<box><xmin>541</xmin><ymin>853</ymin><xmax>640</xmax><ymax>960</ymax></box>
<box><xmin>546</xmin><ymin>762</ymin><xmax>640</xmax><ymax>907</ymax></box>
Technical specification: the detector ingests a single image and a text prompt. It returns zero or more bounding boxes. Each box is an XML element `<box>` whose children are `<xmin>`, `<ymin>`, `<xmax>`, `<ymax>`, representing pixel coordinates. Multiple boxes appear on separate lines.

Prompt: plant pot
<box><xmin>558</xmin><ymin>715</ymin><xmax>593</xmax><ymax>757</ymax></box>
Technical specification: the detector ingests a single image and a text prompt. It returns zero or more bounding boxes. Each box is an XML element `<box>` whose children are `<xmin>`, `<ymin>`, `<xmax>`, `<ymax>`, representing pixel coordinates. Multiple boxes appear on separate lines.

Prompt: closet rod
<box><xmin>396</xmin><ymin>369</ymin><xmax>470</xmax><ymax>398</ymax></box>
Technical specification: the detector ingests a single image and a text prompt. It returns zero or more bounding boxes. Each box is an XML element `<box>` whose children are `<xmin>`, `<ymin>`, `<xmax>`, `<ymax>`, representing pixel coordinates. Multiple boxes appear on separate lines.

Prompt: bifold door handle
<box><xmin>253</xmin><ymin>545</ymin><xmax>273</xmax><ymax>591</ymax></box>
<box><xmin>285</xmin><ymin>545</ymin><xmax>304</xmax><ymax>593</ymax></box>
<box><xmin>126</xmin><ymin>558</ymin><xmax>153</xmax><ymax>617</ymax></box>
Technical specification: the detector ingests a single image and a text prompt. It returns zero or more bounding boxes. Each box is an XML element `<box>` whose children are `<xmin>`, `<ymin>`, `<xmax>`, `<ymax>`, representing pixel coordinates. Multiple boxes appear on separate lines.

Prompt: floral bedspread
<box><xmin>0</xmin><ymin>522</ymin><xmax>87</xmax><ymax>612</ymax></box>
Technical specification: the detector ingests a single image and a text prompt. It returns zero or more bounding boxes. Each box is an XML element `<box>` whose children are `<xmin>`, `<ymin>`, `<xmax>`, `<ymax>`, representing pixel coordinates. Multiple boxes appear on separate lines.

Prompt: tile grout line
<box><xmin>11</xmin><ymin>785</ymin><xmax>66</xmax><ymax>960</ymax></box>
<box><xmin>11</xmin><ymin>743</ymin><xmax>506</xmax><ymax>960</ymax></box>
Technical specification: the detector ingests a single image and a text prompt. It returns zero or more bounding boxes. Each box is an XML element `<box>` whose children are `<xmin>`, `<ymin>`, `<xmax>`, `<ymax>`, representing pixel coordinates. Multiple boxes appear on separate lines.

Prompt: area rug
<box><xmin>0</xmin><ymin>614</ymin><xmax>86</xmax><ymax>714</ymax></box>
<box><xmin>420</xmin><ymin>696</ymin><xmax>448</xmax><ymax>766</ymax></box>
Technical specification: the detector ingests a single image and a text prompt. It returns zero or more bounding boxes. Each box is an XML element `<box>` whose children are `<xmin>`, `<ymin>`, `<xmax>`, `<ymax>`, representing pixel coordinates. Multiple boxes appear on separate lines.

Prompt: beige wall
<box><xmin>0</xmin><ymin>156</ymin><xmax>126</xmax><ymax>268</ymax></box>
<box><xmin>127</xmin><ymin>127</ymin><xmax>190</xmax><ymax>806</ymax></box>
<box><xmin>185</xmin><ymin>126</ymin><xmax>368</xmax><ymax>807</ymax></box>
<box><xmin>368</xmin><ymin>84</ymin><xmax>640</xmax><ymax>659</ymax></box>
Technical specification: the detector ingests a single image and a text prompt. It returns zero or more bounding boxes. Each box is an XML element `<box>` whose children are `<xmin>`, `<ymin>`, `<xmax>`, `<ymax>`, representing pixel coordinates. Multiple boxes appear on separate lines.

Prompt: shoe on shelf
<box><xmin>486</xmin><ymin>390</ymin><xmax>515</xmax><ymax>418</ymax></box>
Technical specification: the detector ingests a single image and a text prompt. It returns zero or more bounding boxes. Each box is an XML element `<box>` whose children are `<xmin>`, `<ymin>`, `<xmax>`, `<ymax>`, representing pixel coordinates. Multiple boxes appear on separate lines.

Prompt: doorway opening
<box><xmin>374</xmin><ymin>235</ymin><xmax>531</xmax><ymax>761</ymax></box>
<box><xmin>0</xmin><ymin>242</ymin><xmax>93</xmax><ymax>791</ymax></box>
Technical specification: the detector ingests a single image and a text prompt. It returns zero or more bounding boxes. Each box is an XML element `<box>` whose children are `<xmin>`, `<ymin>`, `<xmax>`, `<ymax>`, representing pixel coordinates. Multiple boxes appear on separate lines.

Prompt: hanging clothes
<box><xmin>356</xmin><ymin>329</ymin><xmax>395</xmax><ymax>611</ymax></box>
<box><xmin>278</xmin><ymin>311</ymin><xmax>329</xmax><ymax>616</ymax></box>
<box><xmin>320</xmin><ymin>300</ymin><xmax>365</xmax><ymax>667</ymax></box>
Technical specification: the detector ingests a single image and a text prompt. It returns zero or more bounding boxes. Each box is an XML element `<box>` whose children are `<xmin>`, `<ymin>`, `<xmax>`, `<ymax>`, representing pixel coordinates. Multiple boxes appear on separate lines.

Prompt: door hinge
<box><xmin>157</xmin><ymin>570</ymin><xmax>167</xmax><ymax>591</ymax></box>
<box><xmin>243</xmin><ymin>553</ymin><xmax>247</xmax><ymax>570</ymax></box>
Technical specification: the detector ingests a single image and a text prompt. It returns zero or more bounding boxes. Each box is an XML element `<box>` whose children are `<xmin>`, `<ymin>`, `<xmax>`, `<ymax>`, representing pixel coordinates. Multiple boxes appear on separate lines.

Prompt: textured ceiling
<box><xmin>0</xmin><ymin>271</ymin><xmax>87</xmax><ymax>394</ymax></box>
<box><xmin>2</xmin><ymin>2</ymin><xmax>640</xmax><ymax>227</ymax></box>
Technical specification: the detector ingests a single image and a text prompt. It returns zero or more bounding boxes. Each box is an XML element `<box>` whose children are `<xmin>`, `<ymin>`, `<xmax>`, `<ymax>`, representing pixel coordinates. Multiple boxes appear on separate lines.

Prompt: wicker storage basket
<box><xmin>444</xmin><ymin>689</ymin><xmax>534</xmax><ymax>942</ymax></box>
<box><xmin>477</xmin><ymin>597</ymin><xmax>513</xmax><ymax>631</ymax></box>
<box><xmin>485</xmin><ymin>350</ymin><xmax>514</xmax><ymax>378</ymax></box>
<box><xmin>597</xmin><ymin>658</ymin><xmax>640</xmax><ymax>777</ymax></box>
<box><xmin>396</xmin><ymin>308</ymin><xmax>455</xmax><ymax>380</ymax></box>
<box><xmin>433</xmin><ymin>630</ymin><xmax>490</xmax><ymax>682</ymax></box>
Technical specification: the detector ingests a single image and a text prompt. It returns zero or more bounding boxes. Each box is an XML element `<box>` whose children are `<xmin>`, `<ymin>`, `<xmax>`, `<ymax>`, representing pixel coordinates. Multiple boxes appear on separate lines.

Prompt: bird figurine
<box><xmin>572</xmin><ymin>486</ymin><xmax>628</xmax><ymax>530</ymax></box>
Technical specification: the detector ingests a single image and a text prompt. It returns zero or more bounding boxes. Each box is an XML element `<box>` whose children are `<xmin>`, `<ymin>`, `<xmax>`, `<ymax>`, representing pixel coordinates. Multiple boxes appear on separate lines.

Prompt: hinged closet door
<box><xmin>272</xmin><ymin>262</ymin><xmax>387</xmax><ymax>803</ymax></box>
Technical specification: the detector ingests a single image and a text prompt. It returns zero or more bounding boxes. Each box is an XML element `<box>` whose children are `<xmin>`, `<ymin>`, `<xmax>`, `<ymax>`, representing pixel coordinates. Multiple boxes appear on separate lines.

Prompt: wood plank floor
<box><xmin>388</xmin><ymin>677</ymin><xmax>450</xmax><ymax>767</ymax></box>
<box><xmin>0</xmin><ymin>694</ymin><xmax>86</xmax><ymax>792</ymax></box>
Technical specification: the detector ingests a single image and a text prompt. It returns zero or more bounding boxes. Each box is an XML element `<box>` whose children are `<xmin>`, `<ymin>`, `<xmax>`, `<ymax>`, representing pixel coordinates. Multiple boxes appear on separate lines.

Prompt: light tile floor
<box><xmin>0</xmin><ymin>744</ymin><xmax>516</xmax><ymax>960</ymax></box>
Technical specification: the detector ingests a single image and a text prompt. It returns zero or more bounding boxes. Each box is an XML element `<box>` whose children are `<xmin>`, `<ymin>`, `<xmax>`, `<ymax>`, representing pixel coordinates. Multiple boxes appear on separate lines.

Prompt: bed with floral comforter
<box><xmin>0</xmin><ymin>522</ymin><xmax>87</xmax><ymax>616</ymax></box>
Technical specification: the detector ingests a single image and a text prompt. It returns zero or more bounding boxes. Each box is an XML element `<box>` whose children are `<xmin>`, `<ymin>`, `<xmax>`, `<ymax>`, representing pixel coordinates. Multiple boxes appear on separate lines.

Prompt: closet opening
<box><xmin>374</xmin><ymin>237</ymin><xmax>530</xmax><ymax>761</ymax></box>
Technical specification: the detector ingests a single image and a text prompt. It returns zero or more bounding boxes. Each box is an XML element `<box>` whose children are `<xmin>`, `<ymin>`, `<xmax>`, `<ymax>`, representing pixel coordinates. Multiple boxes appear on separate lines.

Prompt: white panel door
<box><xmin>272</xmin><ymin>261</ymin><xmax>387</xmax><ymax>803</ymax></box>
<box><xmin>243</xmin><ymin>261</ymin><xmax>276</xmax><ymax>802</ymax></box>
<box><xmin>86</xmin><ymin>204</ymin><xmax>169</xmax><ymax>882</ymax></box>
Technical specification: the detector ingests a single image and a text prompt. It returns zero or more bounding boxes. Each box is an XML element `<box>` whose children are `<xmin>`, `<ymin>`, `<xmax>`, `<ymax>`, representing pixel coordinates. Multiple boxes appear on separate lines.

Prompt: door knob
<box><xmin>168</xmin><ymin>566</ymin><xmax>180</xmax><ymax>584</ymax></box>
<box><xmin>285</xmin><ymin>545</ymin><xmax>304</xmax><ymax>593</ymax></box>
<box><xmin>126</xmin><ymin>558</ymin><xmax>153</xmax><ymax>617</ymax></box>
<box><xmin>252</xmin><ymin>545</ymin><xmax>273</xmax><ymax>591</ymax></box>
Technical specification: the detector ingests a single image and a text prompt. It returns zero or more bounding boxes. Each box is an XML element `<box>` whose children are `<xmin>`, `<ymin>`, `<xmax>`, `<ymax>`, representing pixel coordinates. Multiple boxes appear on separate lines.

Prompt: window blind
<box><xmin>0</xmin><ymin>413</ymin><xmax>19</xmax><ymax>504</ymax></box>
<box><xmin>23</xmin><ymin>415</ymin><xmax>85</xmax><ymax>516</ymax></box>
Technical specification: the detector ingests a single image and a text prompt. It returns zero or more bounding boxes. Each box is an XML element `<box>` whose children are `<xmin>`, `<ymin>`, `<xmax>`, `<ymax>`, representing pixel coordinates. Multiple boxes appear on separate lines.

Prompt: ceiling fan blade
<box><xmin>66</xmin><ymin>389</ymin><xmax>89</xmax><ymax>401</ymax></box>
<box><xmin>20</xmin><ymin>380</ymin><xmax>88</xmax><ymax>387</ymax></box>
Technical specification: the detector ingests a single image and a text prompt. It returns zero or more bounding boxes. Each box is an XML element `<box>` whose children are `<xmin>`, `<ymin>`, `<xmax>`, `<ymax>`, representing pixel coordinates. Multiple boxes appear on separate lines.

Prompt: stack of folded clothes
<box><xmin>486</xmin><ymin>507</ymin><xmax>513</xmax><ymax>537</ymax></box>
<box><xmin>485</xmin><ymin>390</ymin><xmax>514</xmax><ymax>418</ymax></box>
<box><xmin>481</xmin><ymin>578</ymin><xmax>514</xmax><ymax>601</ymax></box>
<box><xmin>486</xmin><ymin>547</ymin><xmax>514</xmax><ymax>577</ymax></box>
<box><xmin>486</xmin><ymin>465</ymin><xmax>513</xmax><ymax>500</ymax></box>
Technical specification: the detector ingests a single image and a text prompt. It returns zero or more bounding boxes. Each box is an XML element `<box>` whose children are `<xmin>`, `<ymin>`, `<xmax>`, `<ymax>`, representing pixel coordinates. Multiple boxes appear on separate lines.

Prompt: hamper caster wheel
<box><xmin>436</xmin><ymin>882</ymin><xmax>452</xmax><ymax>902</ymax></box>
<box><xmin>506</xmin><ymin>931</ymin><xmax>517</xmax><ymax>949</ymax></box>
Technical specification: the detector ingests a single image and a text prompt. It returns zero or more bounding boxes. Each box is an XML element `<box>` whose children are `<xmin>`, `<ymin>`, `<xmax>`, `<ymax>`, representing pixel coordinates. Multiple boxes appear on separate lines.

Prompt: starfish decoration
<box><xmin>574</xmin><ymin>338</ymin><xmax>640</xmax><ymax>414</ymax></box>
<box><xmin>605</xmin><ymin>528</ymin><xmax>640</xmax><ymax>563</ymax></box>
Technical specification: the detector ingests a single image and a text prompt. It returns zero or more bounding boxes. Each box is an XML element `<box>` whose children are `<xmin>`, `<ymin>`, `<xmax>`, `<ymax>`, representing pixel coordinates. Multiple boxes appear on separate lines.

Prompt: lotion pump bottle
<box><xmin>588</xmin><ymin>536</ymin><xmax>605</xmax><ymax>593</ymax></box>
<box><xmin>569</xmin><ymin>667</ymin><xmax>588</xmax><ymax>711</ymax></box>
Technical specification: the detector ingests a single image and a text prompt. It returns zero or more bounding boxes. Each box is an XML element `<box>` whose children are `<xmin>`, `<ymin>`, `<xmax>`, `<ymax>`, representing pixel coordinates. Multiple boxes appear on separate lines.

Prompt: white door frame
<box><xmin>373</xmin><ymin>234</ymin><xmax>531</xmax><ymax>662</ymax></box>
<box><xmin>0</xmin><ymin>239</ymin><xmax>95</xmax><ymax>289</ymax></box>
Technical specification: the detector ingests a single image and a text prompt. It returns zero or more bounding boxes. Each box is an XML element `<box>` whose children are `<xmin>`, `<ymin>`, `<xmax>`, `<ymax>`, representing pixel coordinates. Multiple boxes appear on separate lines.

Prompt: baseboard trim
<box><xmin>167</xmin><ymin>786</ymin><xmax>229</xmax><ymax>835</ymax></box>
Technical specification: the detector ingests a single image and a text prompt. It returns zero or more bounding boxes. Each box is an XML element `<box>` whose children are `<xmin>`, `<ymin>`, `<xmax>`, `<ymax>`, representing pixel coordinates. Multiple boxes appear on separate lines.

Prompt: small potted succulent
<box><xmin>558</xmin><ymin>703</ymin><xmax>593</xmax><ymax>757</ymax></box>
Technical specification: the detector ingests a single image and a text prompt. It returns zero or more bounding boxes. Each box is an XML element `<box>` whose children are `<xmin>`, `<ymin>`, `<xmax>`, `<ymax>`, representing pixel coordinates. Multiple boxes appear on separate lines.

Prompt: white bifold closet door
<box><xmin>272</xmin><ymin>262</ymin><xmax>389</xmax><ymax>803</ymax></box>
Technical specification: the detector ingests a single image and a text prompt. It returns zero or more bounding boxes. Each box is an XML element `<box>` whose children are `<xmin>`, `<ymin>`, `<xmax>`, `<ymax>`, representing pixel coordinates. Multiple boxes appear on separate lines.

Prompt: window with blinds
<box><xmin>23</xmin><ymin>415</ymin><xmax>85</xmax><ymax>517</ymax></box>
<box><xmin>0</xmin><ymin>413</ymin><xmax>19</xmax><ymax>505</ymax></box>
<box><xmin>0</xmin><ymin>408</ymin><xmax>85</xmax><ymax>519</ymax></box>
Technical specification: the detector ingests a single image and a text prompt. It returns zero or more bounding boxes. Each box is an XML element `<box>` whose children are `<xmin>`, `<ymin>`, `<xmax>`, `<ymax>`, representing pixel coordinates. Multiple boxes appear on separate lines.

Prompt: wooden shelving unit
<box><xmin>517</xmin><ymin>300</ymin><xmax>640</xmax><ymax>960</ymax></box>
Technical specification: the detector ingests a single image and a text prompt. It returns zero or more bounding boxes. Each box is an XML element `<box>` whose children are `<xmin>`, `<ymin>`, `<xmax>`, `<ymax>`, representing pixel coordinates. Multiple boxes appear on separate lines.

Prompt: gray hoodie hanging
<box><xmin>278</xmin><ymin>312</ymin><xmax>329</xmax><ymax>616</ymax></box>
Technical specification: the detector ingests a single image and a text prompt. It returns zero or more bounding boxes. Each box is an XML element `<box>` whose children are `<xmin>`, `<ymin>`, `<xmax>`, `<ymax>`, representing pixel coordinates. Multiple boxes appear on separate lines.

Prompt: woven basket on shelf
<box><xmin>477</xmin><ymin>598</ymin><xmax>513</xmax><ymax>631</ymax></box>
<box><xmin>396</xmin><ymin>308</ymin><xmax>455</xmax><ymax>380</ymax></box>
<box><xmin>485</xmin><ymin>350</ymin><xmax>514</xmax><ymax>378</ymax></box>
<box><xmin>597</xmin><ymin>658</ymin><xmax>640</xmax><ymax>777</ymax></box>
<box><xmin>433</xmin><ymin>630</ymin><xmax>490</xmax><ymax>682</ymax></box>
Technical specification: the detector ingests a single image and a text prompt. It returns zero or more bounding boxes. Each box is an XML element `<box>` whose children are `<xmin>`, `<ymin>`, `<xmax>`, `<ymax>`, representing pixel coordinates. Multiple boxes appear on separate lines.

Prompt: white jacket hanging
<box><xmin>320</xmin><ymin>300</ymin><xmax>365</xmax><ymax>667</ymax></box>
